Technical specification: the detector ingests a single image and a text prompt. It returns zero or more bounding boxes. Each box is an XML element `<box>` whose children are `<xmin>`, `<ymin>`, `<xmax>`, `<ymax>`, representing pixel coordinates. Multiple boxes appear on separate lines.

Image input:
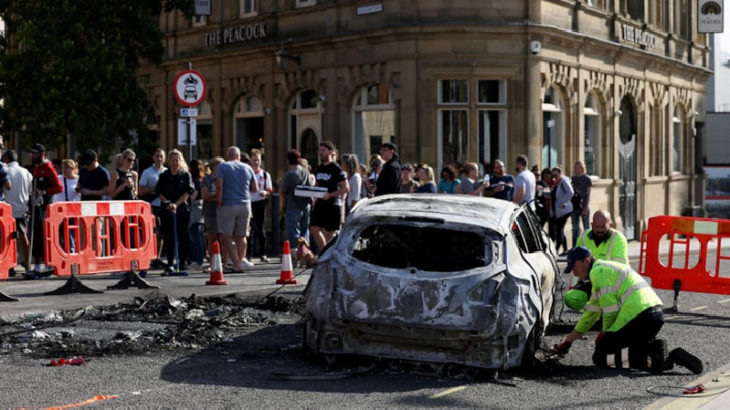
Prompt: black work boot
<box><xmin>646</xmin><ymin>339</ymin><xmax>668</xmax><ymax>373</ymax></box>
<box><xmin>669</xmin><ymin>348</ymin><xmax>703</xmax><ymax>374</ymax></box>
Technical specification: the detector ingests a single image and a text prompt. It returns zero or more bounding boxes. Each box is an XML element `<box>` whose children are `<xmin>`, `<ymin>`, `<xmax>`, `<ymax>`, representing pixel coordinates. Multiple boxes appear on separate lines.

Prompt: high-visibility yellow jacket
<box><xmin>576</xmin><ymin>228</ymin><xmax>629</xmax><ymax>265</ymax></box>
<box><xmin>574</xmin><ymin>260</ymin><xmax>663</xmax><ymax>334</ymax></box>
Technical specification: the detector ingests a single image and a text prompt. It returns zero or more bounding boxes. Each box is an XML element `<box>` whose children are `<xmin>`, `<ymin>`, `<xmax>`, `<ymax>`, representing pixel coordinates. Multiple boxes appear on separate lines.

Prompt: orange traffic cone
<box><xmin>276</xmin><ymin>240</ymin><xmax>297</xmax><ymax>285</ymax></box>
<box><xmin>206</xmin><ymin>241</ymin><xmax>228</xmax><ymax>285</ymax></box>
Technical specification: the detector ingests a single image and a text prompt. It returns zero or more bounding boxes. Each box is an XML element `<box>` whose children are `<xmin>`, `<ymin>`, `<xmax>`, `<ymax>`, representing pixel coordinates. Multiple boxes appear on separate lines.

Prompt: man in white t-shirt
<box><xmin>138</xmin><ymin>148</ymin><xmax>167</xmax><ymax>267</ymax></box>
<box><xmin>513</xmin><ymin>154</ymin><xmax>536</xmax><ymax>209</ymax></box>
<box><xmin>2</xmin><ymin>149</ymin><xmax>32</xmax><ymax>275</ymax></box>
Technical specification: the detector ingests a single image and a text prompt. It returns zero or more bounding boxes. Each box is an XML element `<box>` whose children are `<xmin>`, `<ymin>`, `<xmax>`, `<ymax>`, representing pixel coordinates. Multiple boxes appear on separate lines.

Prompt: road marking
<box><xmin>690</xmin><ymin>305</ymin><xmax>708</xmax><ymax>311</ymax></box>
<box><xmin>718</xmin><ymin>298</ymin><xmax>730</xmax><ymax>304</ymax></box>
<box><xmin>429</xmin><ymin>386</ymin><xmax>467</xmax><ymax>399</ymax></box>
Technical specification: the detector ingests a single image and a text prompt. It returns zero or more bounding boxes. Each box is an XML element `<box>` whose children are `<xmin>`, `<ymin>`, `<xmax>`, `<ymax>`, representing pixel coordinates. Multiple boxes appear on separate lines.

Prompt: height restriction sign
<box><xmin>173</xmin><ymin>69</ymin><xmax>207</xmax><ymax>107</ymax></box>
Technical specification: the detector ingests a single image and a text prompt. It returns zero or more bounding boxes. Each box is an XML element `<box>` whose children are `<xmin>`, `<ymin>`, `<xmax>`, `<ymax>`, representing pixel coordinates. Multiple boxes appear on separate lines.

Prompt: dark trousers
<box><xmin>30</xmin><ymin>205</ymin><xmax>46</xmax><ymax>260</ymax></box>
<box><xmin>551</xmin><ymin>213</ymin><xmax>570</xmax><ymax>253</ymax></box>
<box><xmin>249</xmin><ymin>200</ymin><xmax>267</xmax><ymax>257</ymax></box>
<box><xmin>592</xmin><ymin>306</ymin><xmax>664</xmax><ymax>369</ymax></box>
<box><xmin>161</xmin><ymin>208</ymin><xmax>190</xmax><ymax>268</ymax></box>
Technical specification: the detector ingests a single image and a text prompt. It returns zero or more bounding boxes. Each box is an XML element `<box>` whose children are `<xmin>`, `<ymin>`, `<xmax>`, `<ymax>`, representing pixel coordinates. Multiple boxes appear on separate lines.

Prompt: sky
<box><xmin>716</xmin><ymin>3</ymin><xmax>730</xmax><ymax>52</ymax></box>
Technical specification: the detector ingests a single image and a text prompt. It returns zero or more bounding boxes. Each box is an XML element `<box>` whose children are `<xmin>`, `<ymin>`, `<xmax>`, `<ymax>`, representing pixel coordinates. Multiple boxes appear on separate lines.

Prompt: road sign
<box><xmin>178</xmin><ymin>119</ymin><xmax>197</xmax><ymax>146</ymax></box>
<box><xmin>180</xmin><ymin>108</ymin><xmax>199</xmax><ymax>117</ymax></box>
<box><xmin>173</xmin><ymin>69</ymin><xmax>207</xmax><ymax>107</ymax></box>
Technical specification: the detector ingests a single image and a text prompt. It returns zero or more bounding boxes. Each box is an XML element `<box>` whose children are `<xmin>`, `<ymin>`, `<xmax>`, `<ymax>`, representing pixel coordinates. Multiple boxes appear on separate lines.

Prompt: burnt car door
<box><xmin>510</xmin><ymin>208</ymin><xmax>557</xmax><ymax>333</ymax></box>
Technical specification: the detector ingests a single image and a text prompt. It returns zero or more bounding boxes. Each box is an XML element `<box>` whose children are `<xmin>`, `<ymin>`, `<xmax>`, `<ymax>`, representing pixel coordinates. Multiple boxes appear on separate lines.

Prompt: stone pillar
<box><xmin>526</xmin><ymin>54</ymin><xmax>542</xmax><ymax>166</ymax></box>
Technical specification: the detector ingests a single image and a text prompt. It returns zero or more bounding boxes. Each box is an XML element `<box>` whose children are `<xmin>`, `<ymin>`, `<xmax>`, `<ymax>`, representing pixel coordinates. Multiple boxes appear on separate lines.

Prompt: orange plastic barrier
<box><xmin>44</xmin><ymin>201</ymin><xmax>157</xmax><ymax>276</ymax></box>
<box><xmin>639</xmin><ymin>215</ymin><xmax>730</xmax><ymax>296</ymax></box>
<box><xmin>0</xmin><ymin>202</ymin><xmax>17</xmax><ymax>281</ymax></box>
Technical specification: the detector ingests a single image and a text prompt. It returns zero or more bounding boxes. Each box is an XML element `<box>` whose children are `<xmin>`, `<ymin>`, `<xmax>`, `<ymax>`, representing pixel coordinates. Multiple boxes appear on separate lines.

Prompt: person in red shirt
<box><xmin>28</xmin><ymin>143</ymin><xmax>62</xmax><ymax>279</ymax></box>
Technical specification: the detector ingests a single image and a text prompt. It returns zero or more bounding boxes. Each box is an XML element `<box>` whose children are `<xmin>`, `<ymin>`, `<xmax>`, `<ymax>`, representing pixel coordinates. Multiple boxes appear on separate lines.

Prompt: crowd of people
<box><xmin>0</xmin><ymin>142</ymin><xmax>270</xmax><ymax>279</ymax></box>
<box><xmin>0</xmin><ymin>137</ymin><xmax>599</xmax><ymax>279</ymax></box>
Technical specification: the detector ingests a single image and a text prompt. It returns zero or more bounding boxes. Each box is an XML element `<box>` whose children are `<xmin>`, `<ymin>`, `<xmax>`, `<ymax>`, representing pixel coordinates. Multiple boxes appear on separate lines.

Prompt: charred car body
<box><xmin>304</xmin><ymin>194</ymin><xmax>559</xmax><ymax>370</ymax></box>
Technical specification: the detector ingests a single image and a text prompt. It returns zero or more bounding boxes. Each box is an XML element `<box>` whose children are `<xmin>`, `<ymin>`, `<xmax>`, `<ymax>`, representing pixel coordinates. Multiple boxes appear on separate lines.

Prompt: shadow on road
<box><xmin>159</xmin><ymin>323</ymin><xmax>458</xmax><ymax>393</ymax></box>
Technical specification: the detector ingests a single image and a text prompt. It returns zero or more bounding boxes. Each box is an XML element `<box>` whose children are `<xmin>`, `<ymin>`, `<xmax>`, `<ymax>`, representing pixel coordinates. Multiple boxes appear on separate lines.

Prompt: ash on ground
<box><xmin>0</xmin><ymin>293</ymin><xmax>580</xmax><ymax>382</ymax></box>
<box><xmin>0</xmin><ymin>294</ymin><xmax>305</xmax><ymax>359</ymax></box>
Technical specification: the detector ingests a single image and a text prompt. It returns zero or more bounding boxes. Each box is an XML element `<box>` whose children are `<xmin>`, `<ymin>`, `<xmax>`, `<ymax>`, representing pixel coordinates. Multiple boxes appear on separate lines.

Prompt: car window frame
<box><xmin>511</xmin><ymin>208</ymin><xmax>544</xmax><ymax>254</ymax></box>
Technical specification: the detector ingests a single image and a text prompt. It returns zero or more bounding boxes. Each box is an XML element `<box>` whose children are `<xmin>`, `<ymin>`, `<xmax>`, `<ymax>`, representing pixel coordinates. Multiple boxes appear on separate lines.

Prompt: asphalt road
<box><xmin>1</xmin><ymin>251</ymin><xmax>729</xmax><ymax>408</ymax></box>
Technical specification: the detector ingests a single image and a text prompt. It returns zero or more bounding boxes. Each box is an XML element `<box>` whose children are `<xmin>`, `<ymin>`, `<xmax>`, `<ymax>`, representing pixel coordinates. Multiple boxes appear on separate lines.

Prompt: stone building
<box><xmin>140</xmin><ymin>0</ymin><xmax>711</xmax><ymax>239</ymax></box>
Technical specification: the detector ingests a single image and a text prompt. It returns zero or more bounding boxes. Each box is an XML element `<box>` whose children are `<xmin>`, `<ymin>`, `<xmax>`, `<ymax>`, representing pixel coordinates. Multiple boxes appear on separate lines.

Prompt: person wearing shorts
<box><xmin>202</xmin><ymin>156</ymin><xmax>226</xmax><ymax>265</ymax></box>
<box><xmin>216</xmin><ymin>146</ymin><xmax>258</xmax><ymax>272</ymax></box>
<box><xmin>310</xmin><ymin>141</ymin><xmax>349</xmax><ymax>251</ymax></box>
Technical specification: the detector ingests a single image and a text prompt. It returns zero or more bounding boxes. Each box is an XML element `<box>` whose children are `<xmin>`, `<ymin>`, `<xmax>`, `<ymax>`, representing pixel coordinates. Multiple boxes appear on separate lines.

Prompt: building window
<box><xmin>296</xmin><ymin>0</ymin><xmax>316</xmax><ymax>8</ymax></box>
<box><xmin>677</xmin><ymin>0</ymin><xmax>688</xmax><ymax>38</ymax></box>
<box><xmin>648</xmin><ymin>0</ymin><xmax>663</xmax><ymax>30</ymax></box>
<box><xmin>623</xmin><ymin>0</ymin><xmax>644</xmax><ymax>20</ymax></box>
<box><xmin>477</xmin><ymin>80</ymin><xmax>507</xmax><ymax>166</ymax></box>
<box><xmin>584</xmin><ymin>93</ymin><xmax>601</xmax><ymax>176</ymax></box>
<box><xmin>585</xmin><ymin>0</ymin><xmax>613</xmax><ymax>10</ymax></box>
<box><xmin>439</xmin><ymin>80</ymin><xmax>468</xmax><ymax>104</ymax></box>
<box><xmin>192</xmin><ymin>15</ymin><xmax>207</xmax><ymax>27</ymax></box>
<box><xmin>290</xmin><ymin>89</ymin><xmax>323</xmax><ymax>167</ymax></box>
<box><xmin>234</xmin><ymin>96</ymin><xmax>265</xmax><ymax>155</ymax></box>
<box><xmin>673</xmin><ymin>107</ymin><xmax>684</xmax><ymax>173</ymax></box>
<box><xmin>649</xmin><ymin>105</ymin><xmax>660</xmax><ymax>176</ymax></box>
<box><xmin>352</xmin><ymin>84</ymin><xmax>395</xmax><ymax>161</ymax></box>
<box><xmin>240</xmin><ymin>0</ymin><xmax>258</xmax><ymax>18</ymax></box>
<box><xmin>477</xmin><ymin>80</ymin><xmax>506</xmax><ymax>104</ymax></box>
<box><xmin>439</xmin><ymin>110</ymin><xmax>469</xmax><ymax>167</ymax></box>
<box><xmin>478</xmin><ymin>110</ymin><xmax>506</xmax><ymax>167</ymax></box>
<box><xmin>542</xmin><ymin>86</ymin><xmax>564</xmax><ymax>169</ymax></box>
<box><xmin>437</xmin><ymin>79</ymin><xmax>507</xmax><ymax>169</ymax></box>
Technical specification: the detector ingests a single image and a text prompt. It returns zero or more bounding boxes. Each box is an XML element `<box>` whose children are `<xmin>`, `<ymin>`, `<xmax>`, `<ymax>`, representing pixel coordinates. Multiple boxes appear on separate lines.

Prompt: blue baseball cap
<box><xmin>564</xmin><ymin>246</ymin><xmax>592</xmax><ymax>273</ymax></box>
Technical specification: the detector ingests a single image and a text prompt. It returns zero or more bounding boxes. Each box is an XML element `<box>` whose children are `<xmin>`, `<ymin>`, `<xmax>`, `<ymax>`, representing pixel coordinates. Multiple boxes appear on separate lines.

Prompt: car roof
<box><xmin>348</xmin><ymin>194</ymin><xmax>518</xmax><ymax>235</ymax></box>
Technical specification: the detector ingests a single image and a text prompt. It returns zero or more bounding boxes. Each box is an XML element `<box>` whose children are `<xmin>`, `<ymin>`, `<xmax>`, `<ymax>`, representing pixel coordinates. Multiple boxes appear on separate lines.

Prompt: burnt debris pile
<box><xmin>0</xmin><ymin>294</ymin><xmax>305</xmax><ymax>359</ymax></box>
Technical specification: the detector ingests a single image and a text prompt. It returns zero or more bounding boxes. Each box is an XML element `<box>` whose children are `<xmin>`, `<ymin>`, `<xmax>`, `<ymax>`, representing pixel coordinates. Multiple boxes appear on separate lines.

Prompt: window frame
<box><xmin>476</xmin><ymin>80</ymin><xmax>507</xmax><ymax>105</ymax></box>
<box><xmin>240</xmin><ymin>0</ymin><xmax>258</xmax><ymax>18</ymax></box>
<box><xmin>438</xmin><ymin>79</ymin><xmax>469</xmax><ymax>105</ymax></box>
<box><xmin>672</xmin><ymin>107</ymin><xmax>684</xmax><ymax>174</ymax></box>
<box><xmin>296</xmin><ymin>0</ymin><xmax>317</xmax><ymax>8</ymax></box>
<box><xmin>192</xmin><ymin>14</ymin><xmax>207</xmax><ymax>27</ymax></box>
<box><xmin>583</xmin><ymin>92</ymin><xmax>602</xmax><ymax>176</ymax></box>
<box><xmin>438</xmin><ymin>108</ymin><xmax>470</xmax><ymax>168</ymax></box>
<box><xmin>351</xmin><ymin>83</ymin><xmax>396</xmax><ymax>160</ymax></box>
<box><xmin>542</xmin><ymin>85</ymin><xmax>564</xmax><ymax>170</ymax></box>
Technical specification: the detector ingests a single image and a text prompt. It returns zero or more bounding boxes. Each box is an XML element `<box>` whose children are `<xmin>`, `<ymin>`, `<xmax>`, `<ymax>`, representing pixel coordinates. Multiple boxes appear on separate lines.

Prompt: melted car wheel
<box><xmin>520</xmin><ymin>321</ymin><xmax>543</xmax><ymax>369</ymax></box>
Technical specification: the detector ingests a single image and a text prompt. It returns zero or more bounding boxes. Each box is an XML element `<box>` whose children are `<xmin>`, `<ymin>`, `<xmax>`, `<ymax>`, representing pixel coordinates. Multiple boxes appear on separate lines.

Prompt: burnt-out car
<box><xmin>303</xmin><ymin>194</ymin><xmax>559</xmax><ymax>370</ymax></box>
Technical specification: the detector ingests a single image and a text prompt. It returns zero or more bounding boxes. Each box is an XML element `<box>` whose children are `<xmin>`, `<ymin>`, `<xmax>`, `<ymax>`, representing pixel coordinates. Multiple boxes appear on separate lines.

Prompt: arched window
<box><xmin>352</xmin><ymin>84</ymin><xmax>395</xmax><ymax>161</ymax></box>
<box><xmin>584</xmin><ymin>92</ymin><xmax>602</xmax><ymax>176</ymax></box>
<box><xmin>234</xmin><ymin>96</ymin><xmax>264</xmax><ymax>155</ymax></box>
<box><xmin>673</xmin><ymin>107</ymin><xmax>684</xmax><ymax>173</ymax></box>
<box><xmin>290</xmin><ymin>89</ymin><xmax>324</xmax><ymax>167</ymax></box>
<box><xmin>542</xmin><ymin>86</ymin><xmax>564</xmax><ymax>169</ymax></box>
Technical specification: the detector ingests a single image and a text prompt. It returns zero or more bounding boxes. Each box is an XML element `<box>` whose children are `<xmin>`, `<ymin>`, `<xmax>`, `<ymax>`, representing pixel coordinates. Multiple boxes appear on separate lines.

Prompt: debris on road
<box><xmin>0</xmin><ymin>294</ymin><xmax>304</xmax><ymax>359</ymax></box>
<box><xmin>49</xmin><ymin>356</ymin><xmax>86</xmax><ymax>366</ymax></box>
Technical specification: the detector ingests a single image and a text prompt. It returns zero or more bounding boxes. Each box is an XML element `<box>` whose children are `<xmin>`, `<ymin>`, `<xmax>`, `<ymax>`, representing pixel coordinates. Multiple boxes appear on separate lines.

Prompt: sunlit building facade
<box><xmin>141</xmin><ymin>0</ymin><xmax>711</xmax><ymax>239</ymax></box>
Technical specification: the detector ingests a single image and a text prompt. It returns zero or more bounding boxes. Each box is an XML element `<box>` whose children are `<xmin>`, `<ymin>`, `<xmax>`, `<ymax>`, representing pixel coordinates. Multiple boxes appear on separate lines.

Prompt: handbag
<box><xmin>571</xmin><ymin>191</ymin><xmax>583</xmax><ymax>210</ymax></box>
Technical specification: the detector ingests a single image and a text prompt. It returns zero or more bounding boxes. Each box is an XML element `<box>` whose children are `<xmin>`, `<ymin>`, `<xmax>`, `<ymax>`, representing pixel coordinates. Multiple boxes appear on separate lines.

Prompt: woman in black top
<box><xmin>156</xmin><ymin>149</ymin><xmax>195</xmax><ymax>273</ymax></box>
<box><xmin>108</xmin><ymin>149</ymin><xmax>138</xmax><ymax>200</ymax></box>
